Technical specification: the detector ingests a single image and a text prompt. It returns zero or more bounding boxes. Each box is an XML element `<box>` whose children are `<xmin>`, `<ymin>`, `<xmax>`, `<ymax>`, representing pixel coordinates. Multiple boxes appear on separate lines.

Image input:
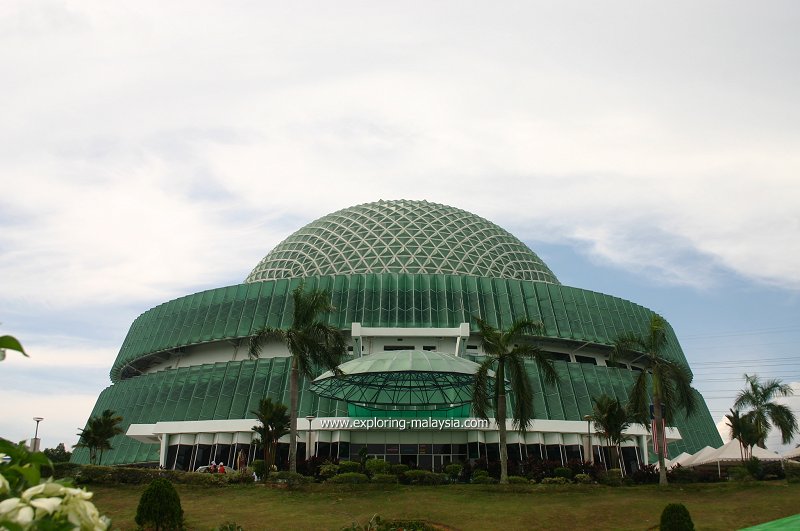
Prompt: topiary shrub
<box><xmin>135</xmin><ymin>477</ymin><xmax>184</xmax><ymax>530</ymax></box>
<box><xmin>507</xmin><ymin>476</ymin><xmax>528</xmax><ymax>484</ymax></box>
<box><xmin>338</xmin><ymin>461</ymin><xmax>361</xmax><ymax>474</ymax></box>
<box><xmin>328</xmin><ymin>472</ymin><xmax>369</xmax><ymax>484</ymax></box>
<box><xmin>365</xmin><ymin>458</ymin><xmax>391</xmax><ymax>477</ymax></box>
<box><xmin>444</xmin><ymin>463</ymin><xmax>462</xmax><ymax>482</ymax></box>
<box><xmin>390</xmin><ymin>464</ymin><xmax>409</xmax><ymax>476</ymax></box>
<box><xmin>540</xmin><ymin>476</ymin><xmax>569</xmax><ymax>485</ymax></box>
<box><xmin>553</xmin><ymin>467</ymin><xmax>572</xmax><ymax>480</ymax></box>
<box><xmin>472</xmin><ymin>469</ymin><xmax>489</xmax><ymax>480</ymax></box>
<box><xmin>667</xmin><ymin>466</ymin><xmax>697</xmax><ymax>484</ymax></box>
<box><xmin>470</xmin><ymin>475</ymin><xmax>497</xmax><ymax>484</ymax></box>
<box><xmin>660</xmin><ymin>503</ymin><xmax>694</xmax><ymax>531</ymax></box>
<box><xmin>403</xmin><ymin>470</ymin><xmax>447</xmax><ymax>485</ymax></box>
<box><xmin>371</xmin><ymin>473</ymin><xmax>399</xmax><ymax>484</ymax></box>
<box><xmin>598</xmin><ymin>468</ymin><xmax>623</xmax><ymax>486</ymax></box>
<box><xmin>574</xmin><ymin>473</ymin><xmax>592</xmax><ymax>484</ymax></box>
<box><xmin>319</xmin><ymin>462</ymin><xmax>339</xmax><ymax>480</ymax></box>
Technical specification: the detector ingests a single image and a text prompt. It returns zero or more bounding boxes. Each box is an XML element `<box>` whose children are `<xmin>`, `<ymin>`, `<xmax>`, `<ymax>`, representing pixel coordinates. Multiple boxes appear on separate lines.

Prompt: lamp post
<box><xmin>583</xmin><ymin>415</ymin><xmax>592</xmax><ymax>464</ymax></box>
<box><xmin>32</xmin><ymin>417</ymin><xmax>44</xmax><ymax>452</ymax></box>
<box><xmin>305</xmin><ymin>415</ymin><xmax>316</xmax><ymax>461</ymax></box>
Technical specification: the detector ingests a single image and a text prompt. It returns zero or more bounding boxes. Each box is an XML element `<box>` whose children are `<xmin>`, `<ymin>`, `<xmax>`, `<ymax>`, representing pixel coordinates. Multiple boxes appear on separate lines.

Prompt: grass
<box><xmin>90</xmin><ymin>481</ymin><xmax>800</xmax><ymax>530</ymax></box>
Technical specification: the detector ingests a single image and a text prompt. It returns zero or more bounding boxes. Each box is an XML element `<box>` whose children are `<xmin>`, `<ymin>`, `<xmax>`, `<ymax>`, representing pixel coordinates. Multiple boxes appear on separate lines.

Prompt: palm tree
<box><xmin>734</xmin><ymin>374</ymin><xmax>797</xmax><ymax>448</ymax></box>
<box><xmin>248</xmin><ymin>282</ymin><xmax>346</xmax><ymax>473</ymax></box>
<box><xmin>74</xmin><ymin>409</ymin><xmax>124</xmax><ymax>465</ymax></box>
<box><xmin>587</xmin><ymin>394</ymin><xmax>634</xmax><ymax>471</ymax></box>
<box><xmin>611</xmin><ymin>314</ymin><xmax>698</xmax><ymax>486</ymax></box>
<box><xmin>725</xmin><ymin>408</ymin><xmax>764</xmax><ymax>461</ymax></box>
<box><xmin>252</xmin><ymin>397</ymin><xmax>290</xmax><ymax>476</ymax></box>
<box><xmin>472</xmin><ymin>317</ymin><xmax>559</xmax><ymax>484</ymax></box>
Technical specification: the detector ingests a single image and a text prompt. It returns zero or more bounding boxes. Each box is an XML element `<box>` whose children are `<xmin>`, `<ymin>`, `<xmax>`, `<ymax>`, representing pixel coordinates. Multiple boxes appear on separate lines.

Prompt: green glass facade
<box><xmin>74</xmin><ymin>200</ymin><xmax>722</xmax><ymax>466</ymax></box>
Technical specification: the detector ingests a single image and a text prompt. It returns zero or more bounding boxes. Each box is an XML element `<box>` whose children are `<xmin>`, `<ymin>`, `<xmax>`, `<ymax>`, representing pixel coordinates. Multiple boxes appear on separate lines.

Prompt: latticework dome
<box><xmin>245</xmin><ymin>199</ymin><xmax>559</xmax><ymax>283</ymax></box>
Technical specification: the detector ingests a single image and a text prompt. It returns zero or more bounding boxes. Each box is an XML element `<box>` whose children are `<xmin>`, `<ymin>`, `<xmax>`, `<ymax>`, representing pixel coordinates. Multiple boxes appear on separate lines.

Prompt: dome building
<box><xmin>73</xmin><ymin>200</ymin><xmax>721</xmax><ymax>471</ymax></box>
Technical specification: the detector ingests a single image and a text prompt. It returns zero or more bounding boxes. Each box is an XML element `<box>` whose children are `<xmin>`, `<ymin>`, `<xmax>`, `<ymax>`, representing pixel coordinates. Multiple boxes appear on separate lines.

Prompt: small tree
<box><xmin>135</xmin><ymin>477</ymin><xmax>184</xmax><ymax>531</ymax></box>
<box><xmin>587</xmin><ymin>394</ymin><xmax>634</xmax><ymax>471</ymax></box>
<box><xmin>74</xmin><ymin>409</ymin><xmax>124</xmax><ymax>465</ymax></box>
<box><xmin>251</xmin><ymin>397</ymin><xmax>290</xmax><ymax>474</ymax></box>
<box><xmin>734</xmin><ymin>374</ymin><xmax>798</xmax><ymax>448</ymax></box>
<box><xmin>43</xmin><ymin>442</ymin><xmax>72</xmax><ymax>463</ymax></box>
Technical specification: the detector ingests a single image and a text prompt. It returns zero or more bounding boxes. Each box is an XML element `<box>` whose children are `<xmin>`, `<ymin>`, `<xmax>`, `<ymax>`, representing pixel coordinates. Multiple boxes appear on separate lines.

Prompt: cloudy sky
<box><xmin>1</xmin><ymin>1</ymin><xmax>799</xmax><ymax>454</ymax></box>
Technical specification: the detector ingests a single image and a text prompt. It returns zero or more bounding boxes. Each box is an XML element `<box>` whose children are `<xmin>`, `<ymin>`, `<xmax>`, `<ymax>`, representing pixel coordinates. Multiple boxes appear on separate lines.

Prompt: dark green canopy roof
<box><xmin>310</xmin><ymin>350</ymin><xmax>502</xmax><ymax>407</ymax></box>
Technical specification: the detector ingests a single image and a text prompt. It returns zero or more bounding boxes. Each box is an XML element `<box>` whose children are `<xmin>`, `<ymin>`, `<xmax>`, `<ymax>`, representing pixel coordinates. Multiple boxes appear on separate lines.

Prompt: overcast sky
<box><xmin>1</xmin><ymin>1</ymin><xmax>799</xmax><ymax>455</ymax></box>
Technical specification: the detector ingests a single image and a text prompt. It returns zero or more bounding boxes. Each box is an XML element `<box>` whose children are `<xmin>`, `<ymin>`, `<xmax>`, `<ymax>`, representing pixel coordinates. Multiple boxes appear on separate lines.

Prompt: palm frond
<box><xmin>507</xmin><ymin>354</ymin><xmax>533</xmax><ymax>431</ymax></box>
<box><xmin>472</xmin><ymin>357</ymin><xmax>495</xmax><ymax>421</ymax></box>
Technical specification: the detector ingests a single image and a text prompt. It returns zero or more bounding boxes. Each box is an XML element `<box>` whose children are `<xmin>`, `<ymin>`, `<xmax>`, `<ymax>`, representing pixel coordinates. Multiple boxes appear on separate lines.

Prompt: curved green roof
<box><xmin>245</xmin><ymin>200</ymin><xmax>559</xmax><ymax>284</ymax></box>
<box><xmin>311</xmin><ymin>350</ymin><xmax>497</xmax><ymax>406</ymax></box>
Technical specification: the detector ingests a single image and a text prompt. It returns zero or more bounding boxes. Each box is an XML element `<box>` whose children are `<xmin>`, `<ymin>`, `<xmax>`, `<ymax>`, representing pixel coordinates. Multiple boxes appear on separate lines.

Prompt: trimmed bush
<box><xmin>729</xmin><ymin>466</ymin><xmax>753</xmax><ymax>482</ymax></box>
<box><xmin>403</xmin><ymin>470</ymin><xmax>447</xmax><ymax>485</ymax></box>
<box><xmin>540</xmin><ymin>476</ymin><xmax>569</xmax><ymax>485</ymax></box>
<box><xmin>338</xmin><ymin>460</ymin><xmax>361</xmax><ymax>474</ymax></box>
<box><xmin>319</xmin><ymin>462</ymin><xmax>339</xmax><ymax>480</ymax></box>
<box><xmin>574</xmin><ymin>473</ymin><xmax>592</xmax><ymax>484</ymax></box>
<box><xmin>471</xmin><ymin>475</ymin><xmax>497</xmax><ymax>484</ymax></box>
<box><xmin>472</xmin><ymin>469</ymin><xmax>489</xmax><ymax>479</ymax></box>
<box><xmin>507</xmin><ymin>476</ymin><xmax>528</xmax><ymax>484</ymax></box>
<box><xmin>668</xmin><ymin>466</ymin><xmax>697</xmax><ymax>484</ymax></box>
<box><xmin>444</xmin><ymin>463</ymin><xmax>462</xmax><ymax>482</ymax></box>
<box><xmin>328</xmin><ymin>472</ymin><xmax>369</xmax><ymax>484</ymax></box>
<box><xmin>365</xmin><ymin>458</ymin><xmax>391</xmax><ymax>477</ymax></box>
<box><xmin>267</xmin><ymin>471</ymin><xmax>310</xmax><ymax>486</ymax></box>
<box><xmin>553</xmin><ymin>467</ymin><xmax>572</xmax><ymax>480</ymax></box>
<box><xmin>599</xmin><ymin>468</ymin><xmax>623</xmax><ymax>487</ymax></box>
<box><xmin>371</xmin><ymin>473</ymin><xmax>399</xmax><ymax>484</ymax></box>
<box><xmin>390</xmin><ymin>464</ymin><xmax>409</xmax><ymax>476</ymax></box>
<box><xmin>135</xmin><ymin>477</ymin><xmax>184</xmax><ymax>530</ymax></box>
<box><xmin>660</xmin><ymin>503</ymin><xmax>694</xmax><ymax>531</ymax></box>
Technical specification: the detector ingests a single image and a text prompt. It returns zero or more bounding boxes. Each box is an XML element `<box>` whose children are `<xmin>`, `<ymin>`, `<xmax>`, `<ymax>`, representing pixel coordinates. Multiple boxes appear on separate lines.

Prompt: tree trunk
<box><xmin>654</xmin><ymin>395</ymin><xmax>667</xmax><ymax>486</ymax></box>
<box><xmin>497</xmin><ymin>363</ymin><xmax>508</xmax><ymax>484</ymax></box>
<box><xmin>289</xmin><ymin>356</ymin><xmax>299</xmax><ymax>474</ymax></box>
<box><xmin>263</xmin><ymin>438</ymin><xmax>271</xmax><ymax>480</ymax></box>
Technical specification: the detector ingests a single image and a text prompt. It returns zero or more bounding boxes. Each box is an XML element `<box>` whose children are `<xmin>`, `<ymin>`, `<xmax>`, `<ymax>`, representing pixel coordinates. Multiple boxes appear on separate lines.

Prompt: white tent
<box><xmin>691</xmin><ymin>440</ymin><xmax>782</xmax><ymax>467</ymax></box>
<box><xmin>783</xmin><ymin>446</ymin><xmax>800</xmax><ymax>461</ymax></box>
<box><xmin>680</xmin><ymin>446</ymin><xmax>717</xmax><ymax>467</ymax></box>
<box><xmin>671</xmin><ymin>452</ymin><xmax>693</xmax><ymax>466</ymax></box>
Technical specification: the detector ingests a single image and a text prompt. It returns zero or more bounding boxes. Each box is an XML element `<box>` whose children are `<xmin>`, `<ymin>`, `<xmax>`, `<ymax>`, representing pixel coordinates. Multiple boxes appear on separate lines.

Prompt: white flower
<box><xmin>0</xmin><ymin>496</ymin><xmax>22</xmax><ymax>513</ymax></box>
<box><xmin>0</xmin><ymin>472</ymin><xmax>9</xmax><ymax>494</ymax></box>
<box><xmin>30</xmin><ymin>496</ymin><xmax>63</xmax><ymax>514</ymax></box>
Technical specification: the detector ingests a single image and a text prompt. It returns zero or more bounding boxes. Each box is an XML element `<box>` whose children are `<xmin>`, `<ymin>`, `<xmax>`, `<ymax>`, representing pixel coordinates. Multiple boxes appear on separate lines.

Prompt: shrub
<box><xmin>444</xmin><ymin>463</ymin><xmax>462</xmax><ymax>482</ymax></box>
<box><xmin>660</xmin><ymin>503</ymin><xmax>694</xmax><ymax>531</ymax></box>
<box><xmin>371</xmin><ymin>473</ymin><xmax>398</xmax><ymax>484</ymax></box>
<box><xmin>328</xmin><ymin>472</ymin><xmax>369</xmax><ymax>484</ymax></box>
<box><xmin>598</xmin><ymin>469</ymin><xmax>622</xmax><ymax>487</ymax></box>
<box><xmin>471</xmin><ymin>475</ymin><xmax>497</xmax><ymax>484</ymax></box>
<box><xmin>214</xmin><ymin>523</ymin><xmax>244</xmax><ymax>531</ymax></box>
<box><xmin>390</xmin><ymin>464</ymin><xmax>409</xmax><ymax>476</ymax></box>
<box><xmin>51</xmin><ymin>462</ymin><xmax>82</xmax><ymax>479</ymax></box>
<box><xmin>745</xmin><ymin>457</ymin><xmax>762</xmax><ymax>479</ymax></box>
<box><xmin>668</xmin><ymin>466</ymin><xmax>697</xmax><ymax>484</ymax></box>
<box><xmin>540</xmin><ymin>476</ymin><xmax>569</xmax><ymax>485</ymax></box>
<box><xmin>404</xmin><ymin>470</ymin><xmax>447</xmax><ymax>485</ymax></box>
<box><xmin>135</xmin><ymin>478</ymin><xmax>184</xmax><ymax>530</ymax></box>
<box><xmin>507</xmin><ymin>476</ymin><xmax>528</xmax><ymax>484</ymax></box>
<box><xmin>729</xmin><ymin>466</ymin><xmax>753</xmax><ymax>482</ymax></box>
<box><xmin>250</xmin><ymin>459</ymin><xmax>266</xmax><ymax>478</ymax></box>
<box><xmin>574</xmin><ymin>473</ymin><xmax>592</xmax><ymax>484</ymax></box>
<box><xmin>267</xmin><ymin>471</ymin><xmax>310</xmax><ymax>486</ymax></box>
<box><xmin>365</xmin><ymin>458</ymin><xmax>391</xmax><ymax>477</ymax></box>
<box><xmin>630</xmin><ymin>464</ymin><xmax>659</xmax><ymax>484</ymax></box>
<box><xmin>338</xmin><ymin>461</ymin><xmax>361</xmax><ymax>474</ymax></box>
<box><xmin>227</xmin><ymin>470</ymin><xmax>255</xmax><ymax>484</ymax></box>
<box><xmin>472</xmin><ymin>469</ymin><xmax>489</xmax><ymax>479</ymax></box>
<box><xmin>319</xmin><ymin>462</ymin><xmax>339</xmax><ymax>480</ymax></box>
<box><xmin>785</xmin><ymin>462</ymin><xmax>800</xmax><ymax>483</ymax></box>
<box><xmin>553</xmin><ymin>467</ymin><xmax>572</xmax><ymax>480</ymax></box>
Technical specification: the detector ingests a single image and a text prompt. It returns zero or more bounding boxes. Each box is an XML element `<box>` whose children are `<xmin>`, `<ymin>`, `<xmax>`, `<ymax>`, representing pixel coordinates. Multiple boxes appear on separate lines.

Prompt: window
<box><xmin>422</xmin><ymin>345</ymin><xmax>436</xmax><ymax>351</ymax></box>
<box><xmin>383</xmin><ymin>345</ymin><xmax>409</xmax><ymax>351</ymax></box>
<box><xmin>575</xmin><ymin>355</ymin><xmax>597</xmax><ymax>365</ymax></box>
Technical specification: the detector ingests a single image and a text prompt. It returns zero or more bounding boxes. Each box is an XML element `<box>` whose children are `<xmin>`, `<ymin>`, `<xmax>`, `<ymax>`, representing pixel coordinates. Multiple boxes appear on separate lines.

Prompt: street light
<box><xmin>32</xmin><ymin>417</ymin><xmax>44</xmax><ymax>452</ymax></box>
<box><xmin>305</xmin><ymin>415</ymin><xmax>316</xmax><ymax>460</ymax></box>
<box><xmin>583</xmin><ymin>415</ymin><xmax>592</xmax><ymax>464</ymax></box>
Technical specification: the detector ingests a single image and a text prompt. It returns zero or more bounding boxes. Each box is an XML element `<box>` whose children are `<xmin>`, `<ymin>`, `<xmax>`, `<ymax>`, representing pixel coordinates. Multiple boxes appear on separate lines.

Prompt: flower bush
<box><xmin>0</xmin><ymin>438</ymin><xmax>110</xmax><ymax>530</ymax></box>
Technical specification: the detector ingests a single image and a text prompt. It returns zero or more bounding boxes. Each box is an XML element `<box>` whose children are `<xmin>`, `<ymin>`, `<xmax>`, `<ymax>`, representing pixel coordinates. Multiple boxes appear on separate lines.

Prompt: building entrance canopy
<box><xmin>311</xmin><ymin>350</ymin><xmax>504</xmax><ymax>407</ymax></box>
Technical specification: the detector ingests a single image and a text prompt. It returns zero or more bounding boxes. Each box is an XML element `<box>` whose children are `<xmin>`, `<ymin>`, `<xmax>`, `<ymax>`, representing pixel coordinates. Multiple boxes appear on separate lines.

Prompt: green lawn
<box><xmin>90</xmin><ymin>481</ymin><xmax>800</xmax><ymax>531</ymax></box>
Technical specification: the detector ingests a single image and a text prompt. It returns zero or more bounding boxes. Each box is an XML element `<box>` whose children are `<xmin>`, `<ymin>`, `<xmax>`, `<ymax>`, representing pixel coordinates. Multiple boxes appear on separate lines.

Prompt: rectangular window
<box><xmin>384</xmin><ymin>345</ymin><xmax>409</xmax><ymax>351</ymax></box>
<box><xmin>422</xmin><ymin>345</ymin><xmax>436</xmax><ymax>351</ymax></box>
<box><xmin>575</xmin><ymin>355</ymin><xmax>597</xmax><ymax>365</ymax></box>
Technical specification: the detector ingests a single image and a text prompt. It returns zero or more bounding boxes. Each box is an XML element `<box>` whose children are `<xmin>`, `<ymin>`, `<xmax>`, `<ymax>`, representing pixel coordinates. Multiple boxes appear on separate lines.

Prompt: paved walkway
<box><xmin>740</xmin><ymin>513</ymin><xmax>800</xmax><ymax>530</ymax></box>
